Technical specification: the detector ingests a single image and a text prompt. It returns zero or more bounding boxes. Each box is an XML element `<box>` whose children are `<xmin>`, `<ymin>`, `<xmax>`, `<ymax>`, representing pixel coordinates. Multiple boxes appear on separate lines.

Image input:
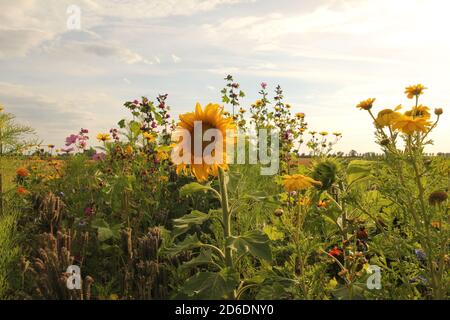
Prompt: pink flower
<box><xmin>261</xmin><ymin>82</ymin><xmax>267</xmax><ymax>89</ymax></box>
<box><xmin>65</xmin><ymin>134</ymin><xmax>79</xmax><ymax>146</ymax></box>
<box><xmin>92</xmin><ymin>152</ymin><xmax>106</xmax><ymax>161</ymax></box>
<box><xmin>84</xmin><ymin>207</ymin><xmax>94</xmax><ymax>217</ymax></box>
<box><xmin>80</xmin><ymin>128</ymin><xmax>89</xmax><ymax>134</ymax></box>
<box><xmin>78</xmin><ymin>140</ymin><xmax>87</xmax><ymax>149</ymax></box>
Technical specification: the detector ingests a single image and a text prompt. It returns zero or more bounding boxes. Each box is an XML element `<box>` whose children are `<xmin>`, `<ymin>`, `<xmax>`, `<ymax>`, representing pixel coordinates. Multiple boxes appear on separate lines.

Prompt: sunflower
<box><xmin>405</xmin><ymin>84</ymin><xmax>427</xmax><ymax>99</ymax></box>
<box><xmin>375</xmin><ymin>109</ymin><xmax>402</xmax><ymax>127</ymax></box>
<box><xmin>356</xmin><ymin>98</ymin><xmax>376</xmax><ymax>111</ymax></box>
<box><xmin>173</xmin><ymin>103</ymin><xmax>236</xmax><ymax>182</ymax></box>
<box><xmin>97</xmin><ymin>133</ymin><xmax>111</xmax><ymax>142</ymax></box>
<box><xmin>404</xmin><ymin>105</ymin><xmax>431</xmax><ymax>119</ymax></box>
<box><xmin>392</xmin><ymin>115</ymin><xmax>431</xmax><ymax>135</ymax></box>
<box><xmin>282</xmin><ymin>174</ymin><xmax>322</xmax><ymax>192</ymax></box>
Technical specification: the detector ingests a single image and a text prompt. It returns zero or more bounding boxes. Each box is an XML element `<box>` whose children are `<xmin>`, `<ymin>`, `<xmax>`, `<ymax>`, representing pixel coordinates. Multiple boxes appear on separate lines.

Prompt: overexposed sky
<box><xmin>1</xmin><ymin>0</ymin><xmax>449</xmax><ymax>153</ymax></box>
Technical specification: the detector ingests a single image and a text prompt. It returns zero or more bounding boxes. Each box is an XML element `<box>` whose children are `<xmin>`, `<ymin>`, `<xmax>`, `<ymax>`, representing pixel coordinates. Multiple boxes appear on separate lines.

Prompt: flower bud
<box><xmin>434</xmin><ymin>108</ymin><xmax>443</xmax><ymax>115</ymax></box>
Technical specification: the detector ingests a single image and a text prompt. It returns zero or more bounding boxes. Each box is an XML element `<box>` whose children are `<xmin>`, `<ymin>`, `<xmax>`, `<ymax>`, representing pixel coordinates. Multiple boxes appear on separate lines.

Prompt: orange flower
<box><xmin>16</xmin><ymin>187</ymin><xmax>28</xmax><ymax>195</ymax></box>
<box><xmin>317</xmin><ymin>200</ymin><xmax>328</xmax><ymax>208</ymax></box>
<box><xmin>16</xmin><ymin>167</ymin><xmax>30</xmax><ymax>177</ymax></box>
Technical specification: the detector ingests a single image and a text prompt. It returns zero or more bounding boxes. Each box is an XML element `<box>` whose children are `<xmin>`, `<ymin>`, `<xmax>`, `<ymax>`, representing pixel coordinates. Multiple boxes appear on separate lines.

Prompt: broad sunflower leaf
<box><xmin>180</xmin><ymin>249</ymin><xmax>215</xmax><ymax>270</ymax></box>
<box><xmin>165</xmin><ymin>234</ymin><xmax>203</xmax><ymax>256</ymax></box>
<box><xmin>172</xmin><ymin>210</ymin><xmax>210</xmax><ymax>237</ymax></box>
<box><xmin>226</xmin><ymin>230</ymin><xmax>272</xmax><ymax>262</ymax></box>
<box><xmin>347</xmin><ymin>160</ymin><xmax>375</xmax><ymax>185</ymax></box>
<box><xmin>181</xmin><ymin>268</ymin><xmax>239</xmax><ymax>299</ymax></box>
<box><xmin>179</xmin><ymin>182</ymin><xmax>214</xmax><ymax>197</ymax></box>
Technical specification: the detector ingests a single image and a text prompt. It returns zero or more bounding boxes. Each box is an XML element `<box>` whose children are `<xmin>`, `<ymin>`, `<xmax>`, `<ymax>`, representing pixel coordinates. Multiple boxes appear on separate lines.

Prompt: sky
<box><xmin>0</xmin><ymin>0</ymin><xmax>449</xmax><ymax>153</ymax></box>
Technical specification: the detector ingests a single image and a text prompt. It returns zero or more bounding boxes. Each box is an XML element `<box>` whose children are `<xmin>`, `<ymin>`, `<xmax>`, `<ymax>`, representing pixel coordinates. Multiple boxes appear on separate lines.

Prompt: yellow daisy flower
<box><xmin>356</xmin><ymin>98</ymin><xmax>376</xmax><ymax>111</ymax></box>
<box><xmin>375</xmin><ymin>109</ymin><xmax>402</xmax><ymax>127</ymax></box>
<box><xmin>392</xmin><ymin>115</ymin><xmax>431</xmax><ymax>135</ymax></box>
<box><xmin>404</xmin><ymin>84</ymin><xmax>427</xmax><ymax>99</ymax></box>
<box><xmin>96</xmin><ymin>133</ymin><xmax>111</xmax><ymax>142</ymax></box>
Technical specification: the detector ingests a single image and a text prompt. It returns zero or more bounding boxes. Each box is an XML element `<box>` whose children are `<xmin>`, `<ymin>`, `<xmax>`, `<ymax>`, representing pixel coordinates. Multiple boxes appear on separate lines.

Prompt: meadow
<box><xmin>0</xmin><ymin>79</ymin><xmax>448</xmax><ymax>300</ymax></box>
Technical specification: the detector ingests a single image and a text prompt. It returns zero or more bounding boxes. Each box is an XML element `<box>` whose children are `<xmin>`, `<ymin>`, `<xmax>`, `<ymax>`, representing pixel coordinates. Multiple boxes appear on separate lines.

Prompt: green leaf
<box><xmin>97</xmin><ymin>227</ymin><xmax>113</xmax><ymax>242</ymax></box>
<box><xmin>181</xmin><ymin>268</ymin><xmax>239</xmax><ymax>299</ymax></box>
<box><xmin>165</xmin><ymin>234</ymin><xmax>203</xmax><ymax>256</ymax></box>
<box><xmin>180</xmin><ymin>249</ymin><xmax>215</xmax><ymax>270</ymax></box>
<box><xmin>263</xmin><ymin>225</ymin><xmax>284</xmax><ymax>241</ymax></box>
<box><xmin>117</xmin><ymin>119</ymin><xmax>126</xmax><ymax>128</ymax></box>
<box><xmin>226</xmin><ymin>230</ymin><xmax>272</xmax><ymax>262</ymax></box>
<box><xmin>347</xmin><ymin>160</ymin><xmax>374</xmax><ymax>185</ymax></box>
<box><xmin>179</xmin><ymin>182</ymin><xmax>214</xmax><ymax>197</ymax></box>
<box><xmin>172</xmin><ymin>210</ymin><xmax>210</xmax><ymax>237</ymax></box>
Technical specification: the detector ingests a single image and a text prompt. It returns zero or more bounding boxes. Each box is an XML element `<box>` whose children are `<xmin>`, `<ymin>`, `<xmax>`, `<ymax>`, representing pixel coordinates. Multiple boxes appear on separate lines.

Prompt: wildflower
<box><xmin>274</xmin><ymin>208</ymin><xmax>284</xmax><ymax>217</ymax></box>
<box><xmin>295</xmin><ymin>112</ymin><xmax>305</xmax><ymax>119</ymax></box>
<box><xmin>173</xmin><ymin>103</ymin><xmax>235</xmax><ymax>182</ymax></box>
<box><xmin>16</xmin><ymin>167</ymin><xmax>30</xmax><ymax>177</ymax></box>
<box><xmin>333</xmin><ymin>132</ymin><xmax>342</xmax><ymax>137</ymax></box>
<box><xmin>109</xmin><ymin>294</ymin><xmax>119</xmax><ymax>300</ymax></box>
<box><xmin>80</xmin><ymin>128</ymin><xmax>89</xmax><ymax>134</ymax></box>
<box><xmin>156</xmin><ymin>150</ymin><xmax>169</xmax><ymax>161</ymax></box>
<box><xmin>375</xmin><ymin>109</ymin><xmax>402</xmax><ymax>127</ymax></box>
<box><xmin>92</xmin><ymin>152</ymin><xmax>106</xmax><ymax>161</ymax></box>
<box><xmin>392</xmin><ymin>115</ymin><xmax>430</xmax><ymax>135</ymax></box>
<box><xmin>143</xmin><ymin>132</ymin><xmax>156</xmax><ymax>142</ymax></box>
<box><xmin>319</xmin><ymin>131</ymin><xmax>328</xmax><ymax>136</ymax></box>
<box><xmin>356</xmin><ymin>98</ymin><xmax>376</xmax><ymax>111</ymax></box>
<box><xmin>124</xmin><ymin>145</ymin><xmax>133</xmax><ymax>155</ymax></box>
<box><xmin>261</xmin><ymin>82</ymin><xmax>267</xmax><ymax>89</ymax></box>
<box><xmin>405</xmin><ymin>105</ymin><xmax>431</xmax><ymax>119</ymax></box>
<box><xmin>434</xmin><ymin>108</ymin><xmax>443</xmax><ymax>116</ymax></box>
<box><xmin>309</xmin><ymin>131</ymin><xmax>317</xmax><ymax>135</ymax></box>
<box><xmin>84</xmin><ymin>207</ymin><xmax>94</xmax><ymax>217</ymax></box>
<box><xmin>380</xmin><ymin>138</ymin><xmax>390</xmax><ymax>146</ymax></box>
<box><xmin>65</xmin><ymin>134</ymin><xmax>79</xmax><ymax>146</ymax></box>
<box><xmin>48</xmin><ymin>144</ymin><xmax>55</xmax><ymax>149</ymax></box>
<box><xmin>96</xmin><ymin>133</ymin><xmax>111</xmax><ymax>142</ymax></box>
<box><xmin>239</xmin><ymin>108</ymin><xmax>246</xmax><ymax>113</ymax></box>
<box><xmin>328</xmin><ymin>246</ymin><xmax>343</xmax><ymax>258</ymax></box>
<box><xmin>428</xmin><ymin>190</ymin><xmax>447</xmax><ymax>205</ymax></box>
<box><xmin>299</xmin><ymin>197</ymin><xmax>311</xmax><ymax>206</ymax></box>
<box><xmin>317</xmin><ymin>200</ymin><xmax>328</xmax><ymax>208</ymax></box>
<box><xmin>159</xmin><ymin>175</ymin><xmax>169</xmax><ymax>183</ymax></box>
<box><xmin>255</xmin><ymin>100</ymin><xmax>263</xmax><ymax>107</ymax></box>
<box><xmin>405</xmin><ymin>84</ymin><xmax>427</xmax><ymax>99</ymax></box>
<box><xmin>16</xmin><ymin>187</ymin><xmax>28</xmax><ymax>195</ymax></box>
<box><xmin>282</xmin><ymin>174</ymin><xmax>321</xmax><ymax>192</ymax></box>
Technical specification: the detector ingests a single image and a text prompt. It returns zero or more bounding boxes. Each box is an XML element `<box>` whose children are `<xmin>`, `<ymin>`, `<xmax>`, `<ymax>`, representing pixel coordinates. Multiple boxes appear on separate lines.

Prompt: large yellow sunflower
<box><xmin>173</xmin><ymin>103</ymin><xmax>235</xmax><ymax>182</ymax></box>
<box><xmin>392</xmin><ymin>115</ymin><xmax>431</xmax><ymax>135</ymax></box>
<box><xmin>282</xmin><ymin>174</ymin><xmax>322</xmax><ymax>192</ymax></box>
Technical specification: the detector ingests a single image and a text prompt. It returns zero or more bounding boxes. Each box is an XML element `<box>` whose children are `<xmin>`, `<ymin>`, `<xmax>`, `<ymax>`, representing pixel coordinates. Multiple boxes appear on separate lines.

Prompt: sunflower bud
<box><xmin>274</xmin><ymin>208</ymin><xmax>284</xmax><ymax>217</ymax></box>
<box><xmin>428</xmin><ymin>190</ymin><xmax>448</xmax><ymax>205</ymax></box>
<box><xmin>434</xmin><ymin>108</ymin><xmax>443</xmax><ymax>116</ymax></box>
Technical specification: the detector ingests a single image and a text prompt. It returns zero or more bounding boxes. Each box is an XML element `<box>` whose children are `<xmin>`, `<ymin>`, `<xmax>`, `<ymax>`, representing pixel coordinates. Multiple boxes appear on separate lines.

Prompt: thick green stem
<box><xmin>218</xmin><ymin>167</ymin><xmax>233</xmax><ymax>269</ymax></box>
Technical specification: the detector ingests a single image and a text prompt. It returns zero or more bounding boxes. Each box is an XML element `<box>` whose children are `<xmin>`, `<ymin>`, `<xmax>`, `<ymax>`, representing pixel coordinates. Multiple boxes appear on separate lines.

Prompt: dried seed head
<box><xmin>428</xmin><ymin>190</ymin><xmax>448</xmax><ymax>205</ymax></box>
